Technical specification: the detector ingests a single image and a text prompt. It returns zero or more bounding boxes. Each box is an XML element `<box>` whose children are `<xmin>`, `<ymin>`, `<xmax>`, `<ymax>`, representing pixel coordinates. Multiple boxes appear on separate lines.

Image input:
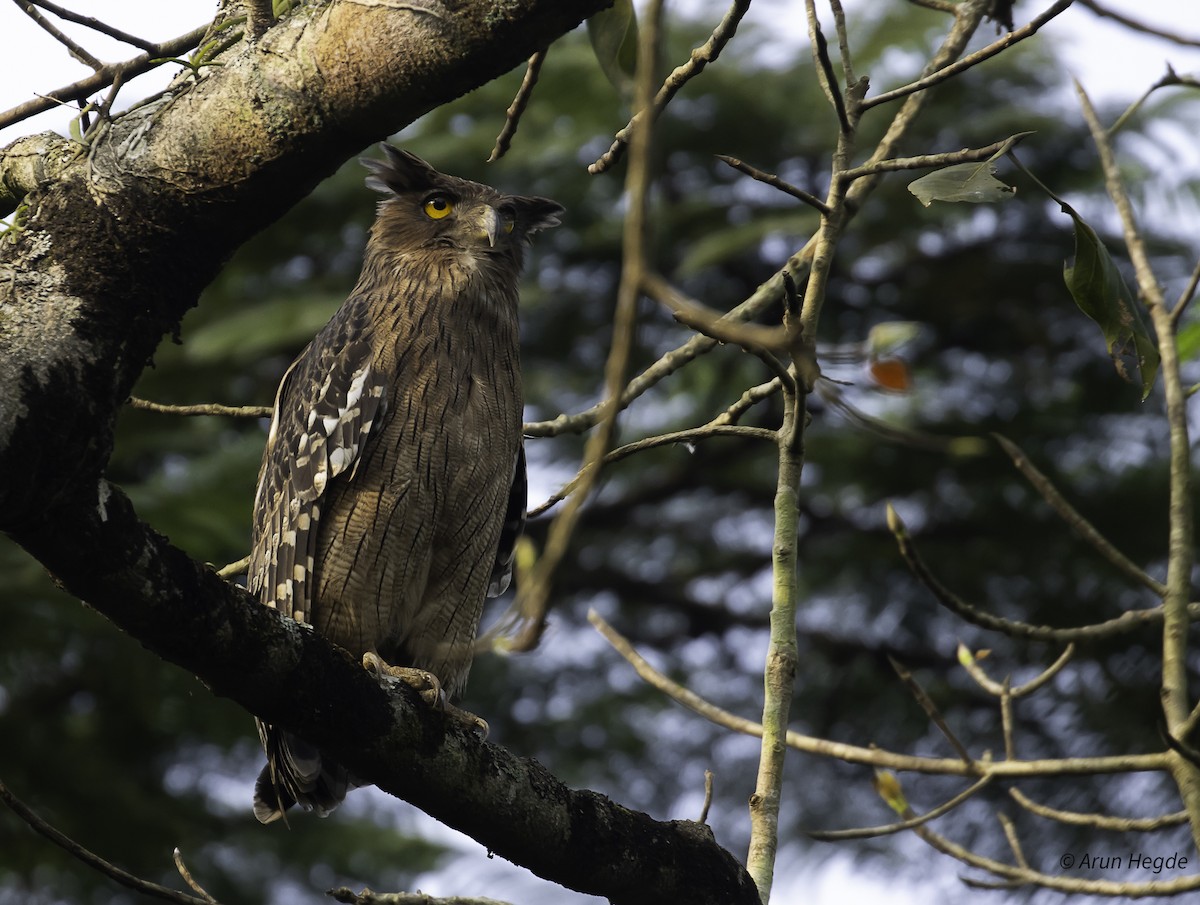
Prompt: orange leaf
<box><xmin>869</xmin><ymin>358</ymin><xmax>911</xmax><ymax>393</ymax></box>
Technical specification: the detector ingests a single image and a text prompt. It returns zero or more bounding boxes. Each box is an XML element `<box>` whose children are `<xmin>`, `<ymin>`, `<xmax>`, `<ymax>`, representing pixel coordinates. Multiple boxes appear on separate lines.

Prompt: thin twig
<box><xmin>808</xmin><ymin>775</ymin><xmax>993</xmax><ymax>841</ymax></box>
<box><xmin>906</xmin><ymin>0</ymin><xmax>958</xmax><ymax>12</ymax></box>
<box><xmin>993</xmin><ymin>434</ymin><xmax>1165</xmax><ymax>596</ymax></box>
<box><xmin>996</xmin><ymin>813</ymin><xmax>1030</xmax><ymax>870</ymax></box>
<box><xmin>128</xmin><ymin>397</ymin><xmax>272</xmax><ymax>418</ymax></box>
<box><xmin>1079</xmin><ymin>0</ymin><xmax>1200</xmax><ymax>48</ymax></box>
<box><xmin>1075</xmin><ymin>84</ymin><xmax>1199</xmax><ymax>842</ymax></box>
<box><xmin>641</xmin><ymin>272</ymin><xmax>792</xmax><ymax>352</ymax></box>
<box><xmin>589</xmin><ymin>0</ymin><xmax>752</xmax><ymax>174</ymax></box>
<box><xmin>488</xmin><ymin>50</ymin><xmax>546</xmax><ymax>163</ymax></box>
<box><xmin>0</xmin><ymin>24</ymin><xmax>210</xmax><ymax>131</ymax></box>
<box><xmin>828</xmin><ymin>0</ymin><xmax>855</xmax><ymax>89</ymax></box>
<box><xmin>523</xmin><ymin>268</ymin><xmax>796</xmax><ymax>438</ymax></box>
<box><xmin>887</xmin><ymin>503</ymin><xmax>1200</xmax><ymax>642</ymax></box>
<box><xmin>699</xmin><ymin>771</ymin><xmax>715</xmax><ymax>825</ymax></box>
<box><xmin>888</xmin><ymin>655</ymin><xmax>974</xmax><ymax>764</ymax></box>
<box><xmin>715</xmin><ymin>155</ymin><xmax>830</xmax><ymax>215</ymax></box>
<box><xmin>839</xmin><ymin>132</ymin><xmax>1031</xmax><ymax>182</ymax></box>
<box><xmin>0</xmin><ymin>779</ymin><xmax>217</xmax><ymax>905</ymax></box>
<box><xmin>25</xmin><ymin>0</ymin><xmax>158</xmax><ymax>51</ymax></box>
<box><xmin>957</xmin><ymin>642</ymin><xmax>1075</xmax><ymax>699</ymax></box>
<box><xmin>805</xmin><ymin>2</ymin><xmax>850</xmax><ymax>134</ymax></box>
<box><xmin>1000</xmin><ymin>678</ymin><xmax>1016</xmax><ymax>760</ymax></box>
<box><xmin>15</xmin><ymin>0</ymin><xmax>103</xmax><ymax>69</ymax></box>
<box><xmin>911</xmin><ymin>819</ymin><xmax>1200</xmax><ymax>895</ymax></box>
<box><xmin>172</xmin><ymin>849</ymin><xmax>217</xmax><ymax>904</ymax></box>
<box><xmin>515</xmin><ymin>0</ymin><xmax>662</xmax><ymax>625</ymax></box>
<box><xmin>216</xmin><ymin>555</ymin><xmax>250</xmax><ymax>579</ymax></box>
<box><xmin>588</xmin><ymin>609</ymin><xmax>1169</xmax><ymax>778</ymax></box>
<box><xmin>1171</xmin><ymin>256</ymin><xmax>1200</xmax><ymax>329</ymax></box>
<box><xmin>1009</xmin><ymin>788</ymin><xmax>1190</xmax><ymax>831</ymax></box>
<box><xmin>329</xmin><ymin>890</ymin><xmax>514</xmax><ymax>905</ymax></box>
<box><xmin>708</xmin><ymin>376</ymin><xmax>784</xmax><ymax>426</ymax></box>
<box><xmin>528</xmin><ymin>424</ymin><xmax>776</xmax><ymax>517</ymax></box>
<box><xmin>862</xmin><ymin>0</ymin><xmax>1075</xmax><ymax>111</ymax></box>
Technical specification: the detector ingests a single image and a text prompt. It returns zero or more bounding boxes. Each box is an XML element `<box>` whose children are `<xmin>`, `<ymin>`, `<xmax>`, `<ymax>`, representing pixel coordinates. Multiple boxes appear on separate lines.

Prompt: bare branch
<box><xmin>804</xmin><ymin>1</ymin><xmax>850</xmax><ymax>134</ymax></box>
<box><xmin>1171</xmin><ymin>255</ymin><xmax>1200</xmax><ymax>328</ymax></box>
<box><xmin>911</xmin><ymin>819</ymin><xmax>1200</xmax><ymax>895</ymax></box>
<box><xmin>1009</xmin><ymin>788</ymin><xmax>1190</xmax><ymax>831</ymax></box>
<box><xmin>127</xmin><ymin>396</ymin><xmax>272</xmax><ymax>418</ymax></box>
<box><xmin>24</xmin><ymin>0</ymin><xmax>158</xmax><ymax>51</ymax></box>
<box><xmin>15</xmin><ymin>0</ymin><xmax>103</xmax><ymax>70</ymax></box>
<box><xmin>996</xmin><ymin>813</ymin><xmax>1030</xmax><ymax>870</ymax></box>
<box><xmin>861</xmin><ymin>1</ymin><xmax>1076</xmax><ymax>111</ymax></box>
<box><xmin>641</xmin><ymin>271</ymin><xmax>793</xmax><ymax>352</ymax></box>
<box><xmin>1079</xmin><ymin>0</ymin><xmax>1200</xmax><ymax>48</ymax></box>
<box><xmin>715</xmin><ymin>154</ymin><xmax>830</xmax><ymax>215</ymax></box>
<box><xmin>329</xmin><ymin>889</ymin><xmax>514</xmax><ymax>905</ymax></box>
<box><xmin>488</xmin><ymin>50</ymin><xmax>546</xmax><ymax>163</ymax></box>
<box><xmin>808</xmin><ymin>776</ymin><xmax>994</xmax><ymax>841</ymax></box>
<box><xmin>889</xmin><ymin>655</ymin><xmax>974</xmax><ymax>765</ymax></box>
<box><xmin>708</xmin><ymin>376</ymin><xmax>784</xmax><ymax>426</ymax></box>
<box><xmin>993</xmin><ymin>434</ymin><xmax>1165</xmax><ymax>596</ymax></box>
<box><xmin>699</xmin><ymin>771</ymin><xmax>715</xmax><ymax>825</ymax></box>
<box><xmin>958</xmin><ymin>642</ymin><xmax>1075</xmax><ymax>699</ymax></box>
<box><xmin>839</xmin><ymin>132</ymin><xmax>1031</xmax><ymax>182</ymax></box>
<box><xmin>172</xmin><ymin>849</ymin><xmax>217</xmax><ymax>904</ymax></box>
<box><xmin>516</xmin><ymin>0</ymin><xmax>663</xmax><ymax>625</ymax></box>
<box><xmin>589</xmin><ymin>0</ymin><xmax>751</xmax><ymax>174</ymax></box>
<box><xmin>1075</xmin><ymin>80</ymin><xmax>1200</xmax><ymax>842</ymax></box>
<box><xmin>528</xmin><ymin>424</ymin><xmax>776</xmax><ymax>517</ymax></box>
<box><xmin>905</xmin><ymin>0</ymin><xmax>958</xmax><ymax>13</ymax></box>
<box><xmin>589</xmin><ymin>609</ymin><xmax>1169</xmax><ymax>778</ymax></box>
<box><xmin>887</xmin><ymin>503</ymin><xmax>1197</xmax><ymax>643</ymax></box>
<box><xmin>0</xmin><ymin>778</ymin><xmax>218</xmax><ymax>905</ymax></box>
<box><xmin>0</xmin><ymin>23</ymin><xmax>210</xmax><ymax>132</ymax></box>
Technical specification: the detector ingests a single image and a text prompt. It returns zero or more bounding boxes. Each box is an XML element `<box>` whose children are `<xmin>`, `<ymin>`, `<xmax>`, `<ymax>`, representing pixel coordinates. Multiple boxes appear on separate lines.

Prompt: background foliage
<box><xmin>3</xmin><ymin>3</ymin><xmax>1200</xmax><ymax>903</ymax></box>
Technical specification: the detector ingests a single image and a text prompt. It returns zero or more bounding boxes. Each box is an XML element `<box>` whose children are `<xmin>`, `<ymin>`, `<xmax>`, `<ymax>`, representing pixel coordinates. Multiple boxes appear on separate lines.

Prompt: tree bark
<box><xmin>0</xmin><ymin>1</ymin><xmax>761</xmax><ymax>901</ymax></box>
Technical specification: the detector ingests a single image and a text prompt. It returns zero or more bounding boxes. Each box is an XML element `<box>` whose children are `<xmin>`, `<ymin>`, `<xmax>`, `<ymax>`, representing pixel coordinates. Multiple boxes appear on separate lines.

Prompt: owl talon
<box><xmin>363</xmin><ymin>653</ymin><xmax>444</xmax><ymax>706</ymax></box>
<box><xmin>362</xmin><ymin>653</ymin><xmax>487</xmax><ymax>736</ymax></box>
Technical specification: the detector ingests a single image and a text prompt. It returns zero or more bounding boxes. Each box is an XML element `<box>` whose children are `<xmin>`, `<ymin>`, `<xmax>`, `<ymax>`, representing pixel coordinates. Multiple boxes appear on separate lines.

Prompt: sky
<box><xmin>2</xmin><ymin>2</ymin><xmax>1199</xmax><ymax>904</ymax></box>
<box><xmin>2</xmin><ymin>1</ymin><xmax>1200</xmax><ymax>149</ymax></box>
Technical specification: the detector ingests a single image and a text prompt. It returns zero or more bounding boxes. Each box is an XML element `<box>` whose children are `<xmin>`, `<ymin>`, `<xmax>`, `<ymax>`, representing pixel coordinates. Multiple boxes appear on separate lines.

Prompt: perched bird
<box><xmin>248</xmin><ymin>145</ymin><xmax>563</xmax><ymax>823</ymax></box>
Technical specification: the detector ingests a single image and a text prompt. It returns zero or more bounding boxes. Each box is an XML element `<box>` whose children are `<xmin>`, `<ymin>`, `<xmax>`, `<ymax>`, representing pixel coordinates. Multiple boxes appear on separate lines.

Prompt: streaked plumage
<box><xmin>249</xmin><ymin>146</ymin><xmax>562</xmax><ymax>823</ymax></box>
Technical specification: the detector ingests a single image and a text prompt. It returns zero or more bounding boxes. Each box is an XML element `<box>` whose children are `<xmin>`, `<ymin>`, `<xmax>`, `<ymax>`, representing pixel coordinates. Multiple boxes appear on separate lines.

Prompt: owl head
<box><xmin>360</xmin><ymin>145</ymin><xmax>563</xmax><ymax>269</ymax></box>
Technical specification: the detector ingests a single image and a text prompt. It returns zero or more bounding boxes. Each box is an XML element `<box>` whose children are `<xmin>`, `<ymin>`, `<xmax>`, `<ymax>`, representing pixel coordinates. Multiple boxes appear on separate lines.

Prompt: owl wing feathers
<box><xmin>249</xmin><ymin>302</ymin><xmax>387</xmax><ymax>628</ymax></box>
<box><xmin>488</xmin><ymin>442</ymin><xmax>526</xmax><ymax>598</ymax></box>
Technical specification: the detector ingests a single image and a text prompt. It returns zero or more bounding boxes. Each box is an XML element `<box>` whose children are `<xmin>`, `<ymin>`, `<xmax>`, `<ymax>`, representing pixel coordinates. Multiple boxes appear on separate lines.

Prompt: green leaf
<box><xmin>866</xmin><ymin>321</ymin><xmax>922</xmax><ymax>358</ymax></box>
<box><xmin>587</xmin><ymin>0</ymin><xmax>639</xmax><ymax>100</ymax></box>
<box><xmin>1062</xmin><ymin>209</ymin><xmax>1159</xmax><ymax>399</ymax></box>
<box><xmin>1177</xmin><ymin>320</ymin><xmax>1200</xmax><ymax>363</ymax></box>
<box><xmin>908</xmin><ymin>160</ymin><xmax>1016</xmax><ymax>207</ymax></box>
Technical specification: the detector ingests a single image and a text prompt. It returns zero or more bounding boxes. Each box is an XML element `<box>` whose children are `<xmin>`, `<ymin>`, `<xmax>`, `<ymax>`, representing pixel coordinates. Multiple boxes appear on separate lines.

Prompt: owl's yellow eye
<box><xmin>423</xmin><ymin>195</ymin><xmax>454</xmax><ymax>220</ymax></box>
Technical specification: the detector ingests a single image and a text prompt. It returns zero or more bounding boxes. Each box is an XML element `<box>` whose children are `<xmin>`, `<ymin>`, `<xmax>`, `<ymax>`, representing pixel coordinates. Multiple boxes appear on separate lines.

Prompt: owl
<box><xmin>248</xmin><ymin>145</ymin><xmax>563</xmax><ymax>823</ymax></box>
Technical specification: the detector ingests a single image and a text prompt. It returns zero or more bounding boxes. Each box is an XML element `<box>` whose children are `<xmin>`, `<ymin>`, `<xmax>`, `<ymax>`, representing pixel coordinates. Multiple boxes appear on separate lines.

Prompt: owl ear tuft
<box><xmin>360</xmin><ymin>144</ymin><xmax>440</xmax><ymax>195</ymax></box>
<box><xmin>513</xmin><ymin>197</ymin><xmax>565</xmax><ymax>234</ymax></box>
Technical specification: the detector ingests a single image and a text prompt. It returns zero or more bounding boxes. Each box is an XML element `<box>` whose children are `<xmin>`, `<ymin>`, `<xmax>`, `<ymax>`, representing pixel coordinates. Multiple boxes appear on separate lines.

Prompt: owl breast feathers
<box><xmin>248</xmin><ymin>145</ymin><xmax>562</xmax><ymax>823</ymax></box>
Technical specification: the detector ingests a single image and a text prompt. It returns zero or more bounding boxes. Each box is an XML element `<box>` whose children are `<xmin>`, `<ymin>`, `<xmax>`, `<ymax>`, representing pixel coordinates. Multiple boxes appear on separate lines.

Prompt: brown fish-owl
<box><xmin>248</xmin><ymin>145</ymin><xmax>562</xmax><ymax>823</ymax></box>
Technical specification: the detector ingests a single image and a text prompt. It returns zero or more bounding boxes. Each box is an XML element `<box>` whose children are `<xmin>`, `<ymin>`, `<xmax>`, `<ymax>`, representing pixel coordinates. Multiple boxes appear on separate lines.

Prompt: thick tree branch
<box><xmin>9</xmin><ymin>480</ymin><xmax>758</xmax><ymax>905</ymax></box>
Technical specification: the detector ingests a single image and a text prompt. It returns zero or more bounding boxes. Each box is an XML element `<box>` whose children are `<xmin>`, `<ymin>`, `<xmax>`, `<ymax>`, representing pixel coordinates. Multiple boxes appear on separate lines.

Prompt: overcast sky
<box><xmin>1</xmin><ymin>0</ymin><xmax>1199</xmax><ymax>150</ymax></box>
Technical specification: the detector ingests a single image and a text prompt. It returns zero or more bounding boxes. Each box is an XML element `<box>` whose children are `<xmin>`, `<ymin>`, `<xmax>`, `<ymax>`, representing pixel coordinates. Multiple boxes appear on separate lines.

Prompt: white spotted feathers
<box><xmin>249</xmin><ymin>309</ymin><xmax>386</xmax><ymax>628</ymax></box>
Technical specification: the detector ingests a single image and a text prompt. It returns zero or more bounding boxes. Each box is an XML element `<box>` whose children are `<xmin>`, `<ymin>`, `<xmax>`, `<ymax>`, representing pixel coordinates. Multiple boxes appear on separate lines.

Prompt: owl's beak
<box><xmin>471</xmin><ymin>207</ymin><xmax>502</xmax><ymax>248</ymax></box>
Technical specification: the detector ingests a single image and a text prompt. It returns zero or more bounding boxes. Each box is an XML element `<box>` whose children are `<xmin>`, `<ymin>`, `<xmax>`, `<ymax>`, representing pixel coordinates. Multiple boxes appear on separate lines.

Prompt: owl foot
<box><xmin>362</xmin><ymin>652</ymin><xmax>489</xmax><ymax>738</ymax></box>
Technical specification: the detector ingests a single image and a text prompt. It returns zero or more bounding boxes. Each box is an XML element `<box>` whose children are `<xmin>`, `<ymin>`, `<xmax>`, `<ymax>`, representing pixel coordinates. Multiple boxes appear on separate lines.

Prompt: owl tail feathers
<box><xmin>253</xmin><ymin>723</ymin><xmax>354</xmax><ymax>824</ymax></box>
